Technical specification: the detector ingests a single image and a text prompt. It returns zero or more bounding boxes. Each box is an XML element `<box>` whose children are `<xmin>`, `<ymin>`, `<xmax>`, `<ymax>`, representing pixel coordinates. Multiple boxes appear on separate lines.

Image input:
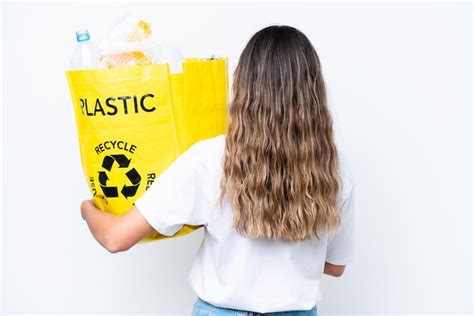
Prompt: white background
<box><xmin>1</xmin><ymin>2</ymin><xmax>472</xmax><ymax>314</ymax></box>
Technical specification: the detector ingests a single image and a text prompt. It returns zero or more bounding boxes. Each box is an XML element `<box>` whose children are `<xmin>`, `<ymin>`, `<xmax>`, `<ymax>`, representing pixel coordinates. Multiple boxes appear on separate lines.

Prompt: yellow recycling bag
<box><xmin>66</xmin><ymin>57</ymin><xmax>228</xmax><ymax>243</ymax></box>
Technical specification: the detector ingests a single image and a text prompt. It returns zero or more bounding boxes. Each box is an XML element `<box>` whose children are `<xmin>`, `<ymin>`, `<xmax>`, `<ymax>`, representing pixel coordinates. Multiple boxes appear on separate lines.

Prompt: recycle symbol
<box><xmin>98</xmin><ymin>154</ymin><xmax>141</xmax><ymax>199</ymax></box>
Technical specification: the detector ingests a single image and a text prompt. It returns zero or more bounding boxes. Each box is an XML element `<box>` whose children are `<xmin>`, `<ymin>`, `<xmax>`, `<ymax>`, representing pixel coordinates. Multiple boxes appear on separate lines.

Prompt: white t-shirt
<box><xmin>135</xmin><ymin>134</ymin><xmax>355</xmax><ymax>313</ymax></box>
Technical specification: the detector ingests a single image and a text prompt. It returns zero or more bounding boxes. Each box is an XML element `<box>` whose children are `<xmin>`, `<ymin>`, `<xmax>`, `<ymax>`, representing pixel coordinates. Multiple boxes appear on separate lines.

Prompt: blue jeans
<box><xmin>192</xmin><ymin>297</ymin><xmax>318</xmax><ymax>315</ymax></box>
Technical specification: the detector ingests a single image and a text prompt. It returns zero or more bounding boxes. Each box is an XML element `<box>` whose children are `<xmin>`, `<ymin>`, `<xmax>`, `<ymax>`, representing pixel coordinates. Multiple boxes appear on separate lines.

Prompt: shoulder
<box><xmin>186</xmin><ymin>134</ymin><xmax>226</xmax><ymax>159</ymax></box>
<box><xmin>191</xmin><ymin>134</ymin><xmax>226</xmax><ymax>149</ymax></box>
<box><xmin>183</xmin><ymin>135</ymin><xmax>226</xmax><ymax>193</ymax></box>
<box><xmin>180</xmin><ymin>135</ymin><xmax>226</xmax><ymax>172</ymax></box>
<box><xmin>337</xmin><ymin>148</ymin><xmax>354</xmax><ymax>201</ymax></box>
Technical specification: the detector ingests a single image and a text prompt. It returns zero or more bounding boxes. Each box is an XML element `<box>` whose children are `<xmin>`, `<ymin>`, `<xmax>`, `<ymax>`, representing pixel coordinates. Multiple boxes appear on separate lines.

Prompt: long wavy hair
<box><xmin>218</xmin><ymin>25</ymin><xmax>342</xmax><ymax>241</ymax></box>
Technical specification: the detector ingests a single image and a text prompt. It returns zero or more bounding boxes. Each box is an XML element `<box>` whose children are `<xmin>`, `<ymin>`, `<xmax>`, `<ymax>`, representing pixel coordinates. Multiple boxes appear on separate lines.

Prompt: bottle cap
<box><xmin>76</xmin><ymin>29</ymin><xmax>91</xmax><ymax>42</ymax></box>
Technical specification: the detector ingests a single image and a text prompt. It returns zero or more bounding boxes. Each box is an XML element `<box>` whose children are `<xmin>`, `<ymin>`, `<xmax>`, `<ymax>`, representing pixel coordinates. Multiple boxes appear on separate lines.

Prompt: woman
<box><xmin>81</xmin><ymin>25</ymin><xmax>355</xmax><ymax>315</ymax></box>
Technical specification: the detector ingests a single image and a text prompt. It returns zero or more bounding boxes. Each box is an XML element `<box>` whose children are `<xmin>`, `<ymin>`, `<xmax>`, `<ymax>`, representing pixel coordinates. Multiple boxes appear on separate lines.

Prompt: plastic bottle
<box><xmin>70</xmin><ymin>29</ymin><xmax>99</xmax><ymax>70</ymax></box>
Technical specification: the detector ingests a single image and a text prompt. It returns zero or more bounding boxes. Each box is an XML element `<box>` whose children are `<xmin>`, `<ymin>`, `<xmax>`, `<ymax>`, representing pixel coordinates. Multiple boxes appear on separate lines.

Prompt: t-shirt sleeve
<box><xmin>325</xmin><ymin>179</ymin><xmax>356</xmax><ymax>265</ymax></box>
<box><xmin>134</xmin><ymin>142</ymin><xmax>211</xmax><ymax>237</ymax></box>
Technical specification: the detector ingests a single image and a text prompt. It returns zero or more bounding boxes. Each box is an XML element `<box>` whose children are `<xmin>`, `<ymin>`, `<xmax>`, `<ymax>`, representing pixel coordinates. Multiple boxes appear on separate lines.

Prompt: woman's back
<box><xmin>136</xmin><ymin>134</ymin><xmax>355</xmax><ymax>313</ymax></box>
<box><xmin>80</xmin><ymin>24</ymin><xmax>357</xmax><ymax>315</ymax></box>
<box><xmin>135</xmin><ymin>24</ymin><xmax>356</xmax><ymax>314</ymax></box>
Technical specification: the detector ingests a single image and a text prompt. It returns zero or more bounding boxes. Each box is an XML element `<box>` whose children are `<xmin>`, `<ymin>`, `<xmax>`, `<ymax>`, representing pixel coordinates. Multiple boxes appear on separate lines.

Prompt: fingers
<box><xmin>81</xmin><ymin>199</ymin><xmax>92</xmax><ymax>220</ymax></box>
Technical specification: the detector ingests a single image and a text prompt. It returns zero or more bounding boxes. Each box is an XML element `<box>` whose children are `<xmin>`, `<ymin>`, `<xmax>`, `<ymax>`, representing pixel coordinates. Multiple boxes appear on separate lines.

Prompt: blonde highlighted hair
<box><xmin>219</xmin><ymin>25</ymin><xmax>341</xmax><ymax>241</ymax></box>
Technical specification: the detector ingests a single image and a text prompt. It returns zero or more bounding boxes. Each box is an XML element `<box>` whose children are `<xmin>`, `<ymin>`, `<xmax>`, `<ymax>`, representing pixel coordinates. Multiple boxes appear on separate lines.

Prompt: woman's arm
<box><xmin>81</xmin><ymin>200</ymin><xmax>153</xmax><ymax>253</ymax></box>
<box><xmin>323</xmin><ymin>262</ymin><xmax>346</xmax><ymax>277</ymax></box>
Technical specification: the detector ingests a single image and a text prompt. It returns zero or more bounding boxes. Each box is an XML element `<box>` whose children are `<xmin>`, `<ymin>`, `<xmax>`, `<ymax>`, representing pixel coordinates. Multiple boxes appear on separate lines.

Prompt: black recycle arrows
<box><xmin>98</xmin><ymin>154</ymin><xmax>141</xmax><ymax>199</ymax></box>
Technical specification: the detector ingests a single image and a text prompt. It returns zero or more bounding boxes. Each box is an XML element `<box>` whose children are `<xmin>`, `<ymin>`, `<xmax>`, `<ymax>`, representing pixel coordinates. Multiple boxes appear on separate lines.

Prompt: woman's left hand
<box><xmin>80</xmin><ymin>199</ymin><xmax>96</xmax><ymax>220</ymax></box>
<box><xmin>79</xmin><ymin>198</ymin><xmax>153</xmax><ymax>253</ymax></box>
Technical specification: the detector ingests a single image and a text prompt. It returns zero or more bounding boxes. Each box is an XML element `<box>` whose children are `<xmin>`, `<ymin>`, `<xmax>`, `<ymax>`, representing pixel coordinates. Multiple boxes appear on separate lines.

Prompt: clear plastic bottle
<box><xmin>70</xmin><ymin>29</ymin><xmax>99</xmax><ymax>70</ymax></box>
